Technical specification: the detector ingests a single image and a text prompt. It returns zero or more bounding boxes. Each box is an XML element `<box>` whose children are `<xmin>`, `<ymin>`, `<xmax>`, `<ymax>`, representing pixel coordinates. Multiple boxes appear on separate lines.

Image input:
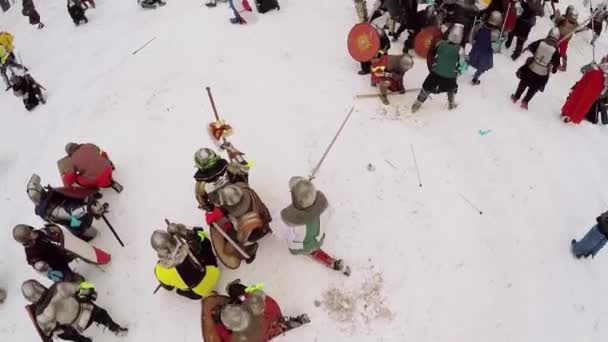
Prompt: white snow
<box><xmin>2</xmin><ymin>0</ymin><xmax>608</xmax><ymax>341</ymax></box>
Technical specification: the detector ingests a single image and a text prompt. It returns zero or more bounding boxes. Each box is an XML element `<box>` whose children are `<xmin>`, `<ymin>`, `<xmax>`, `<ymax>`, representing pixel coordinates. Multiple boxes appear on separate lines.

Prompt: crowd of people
<box><xmin>4</xmin><ymin>0</ymin><xmax>608</xmax><ymax>341</ymax></box>
<box><xmin>351</xmin><ymin>0</ymin><xmax>608</xmax><ymax>122</ymax></box>
<box><xmin>10</xmin><ymin>134</ymin><xmax>353</xmax><ymax>341</ymax></box>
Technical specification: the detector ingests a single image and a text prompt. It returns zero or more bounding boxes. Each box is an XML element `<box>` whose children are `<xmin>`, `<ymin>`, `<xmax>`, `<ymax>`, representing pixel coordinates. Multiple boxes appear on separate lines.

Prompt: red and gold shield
<box><xmin>201</xmin><ymin>295</ymin><xmax>231</xmax><ymax>342</ymax></box>
<box><xmin>414</xmin><ymin>26</ymin><xmax>443</xmax><ymax>58</ymax></box>
<box><xmin>347</xmin><ymin>23</ymin><xmax>382</xmax><ymax>62</ymax></box>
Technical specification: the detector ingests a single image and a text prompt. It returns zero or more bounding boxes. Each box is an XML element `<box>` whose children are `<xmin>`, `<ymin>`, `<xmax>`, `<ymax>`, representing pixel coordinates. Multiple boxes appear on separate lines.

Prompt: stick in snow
<box><xmin>385</xmin><ymin>159</ymin><xmax>397</xmax><ymax>170</ymax></box>
<box><xmin>458</xmin><ymin>193</ymin><xmax>483</xmax><ymax>215</ymax></box>
<box><xmin>101</xmin><ymin>214</ymin><xmax>125</xmax><ymax>247</ymax></box>
<box><xmin>132</xmin><ymin>37</ymin><xmax>157</xmax><ymax>55</ymax></box>
<box><xmin>153</xmin><ymin>284</ymin><xmax>162</xmax><ymax>295</ymax></box>
<box><xmin>309</xmin><ymin>106</ymin><xmax>355</xmax><ymax>180</ymax></box>
<box><xmin>410</xmin><ymin>144</ymin><xmax>422</xmax><ymax>187</ymax></box>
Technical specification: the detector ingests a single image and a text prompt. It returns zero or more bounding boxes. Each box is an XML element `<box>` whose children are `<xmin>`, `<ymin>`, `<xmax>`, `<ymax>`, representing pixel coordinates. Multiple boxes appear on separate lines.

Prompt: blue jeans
<box><xmin>572</xmin><ymin>225</ymin><xmax>608</xmax><ymax>258</ymax></box>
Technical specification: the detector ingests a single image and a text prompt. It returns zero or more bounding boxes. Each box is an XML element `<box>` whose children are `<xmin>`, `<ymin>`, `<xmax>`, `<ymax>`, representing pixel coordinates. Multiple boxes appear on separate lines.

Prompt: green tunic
<box><xmin>288</xmin><ymin>217</ymin><xmax>325</xmax><ymax>255</ymax></box>
<box><xmin>432</xmin><ymin>41</ymin><xmax>461</xmax><ymax>79</ymax></box>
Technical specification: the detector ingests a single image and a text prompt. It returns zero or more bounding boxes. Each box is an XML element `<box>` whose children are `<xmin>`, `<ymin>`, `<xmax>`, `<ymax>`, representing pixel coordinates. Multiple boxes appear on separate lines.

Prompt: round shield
<box><xmin>347</xmin><ymin>23</ymin><xmax>382</xmax><ymax>62</ymax></box>
<box><xmin>201</xmin><ymin>295</ymin><xmax>231</xmax><ymax>342</ymax></box>
<box><xmin>210</xmin><ymin>226</ymin><xmax>242</xmax><ymax>270</ymax></box>
<box><xmin>414</xmin><ymin>26</ymin><xmax>443</xmax><ymax>58</ymax></box>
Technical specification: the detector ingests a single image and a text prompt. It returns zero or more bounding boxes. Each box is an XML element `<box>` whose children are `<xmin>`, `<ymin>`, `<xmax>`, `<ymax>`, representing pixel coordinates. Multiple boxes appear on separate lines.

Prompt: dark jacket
<box><xmin>25</xmin><ymin>228</ymin><xmax>74</xmax><ymax>272</ymax></box>
<box><xmin>597</xmin><ymin>211</ymin><xmax>608</xmax><ymax>236</ymax></box>
<box><xmin>468</xmin><ymin>26</ymin><xmax>495</xmax><ymax>72</ymax></box>
<box><xmin>512</xmin><ymin>0</ymin><xmax>543</xmax><ymax>39</ymax></box>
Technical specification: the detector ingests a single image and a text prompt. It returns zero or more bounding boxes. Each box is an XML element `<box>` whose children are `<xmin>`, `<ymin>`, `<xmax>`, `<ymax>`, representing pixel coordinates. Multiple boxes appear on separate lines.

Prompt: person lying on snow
<box><xmin>60</xmin><ymin>142</ymin><xmax>116</xmax><ymax>190</ymax></box>
<box><xmin>139</xmin><ymin>0</ymin><xmax>166</xmax><ymax>9</ymax></box>
<box><xmin>22</xmin><ymin>279</ymin><xmax>127</xmax><ymax>342</ymax></box>
<box><xmin>208</xmin><ymin>280</ymin><xmax>310</xmax><ymax>341</ymax></box>
<box><xmin>67</xmin><ymin>0</ymin><xmax>88</xmax><ymax>26</ymax></box>
<box><xmin>10</xmin><ymin>74</ymin><xmax>45</xmax><ymax>111</ymax></box>
<box><xmin>26</xmin><ymin>174</ymin><xmax>107</xmax><ymax>241</ymax></box>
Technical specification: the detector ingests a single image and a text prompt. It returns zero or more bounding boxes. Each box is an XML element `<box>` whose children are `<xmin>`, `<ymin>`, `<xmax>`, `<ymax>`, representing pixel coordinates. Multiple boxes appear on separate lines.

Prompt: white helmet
<box><xmin>448</xmin><ymin>24</ymin><xmax>465</xmax><ymax>44</ymax></box>
<box><xmin>150</xmin><ymin>230</ymin><xmax>178</xmax><ymax>258</ymax></box>
<box><xmin>21</xmin><ymin>279</ymin><xmax>47</xmax><ymax>303</ymax></box>
<box><xmin>567</xmin><ymin>8</ymin><xmax>579</xmax><ymax>20</ymax></box>
<box><xmin>289</xmin><ymin>176</ymin><xmax>317</xmax><ymax>209</ymax></box>
<box><xmin>26</xmin><ymin>174</ymin><xmax>44</xmax><ymax>205</ymax></box>
<box><xmin>488</xmin><ymin>11</ymin><xmax>503</xmax><ymax>27</ymax></box>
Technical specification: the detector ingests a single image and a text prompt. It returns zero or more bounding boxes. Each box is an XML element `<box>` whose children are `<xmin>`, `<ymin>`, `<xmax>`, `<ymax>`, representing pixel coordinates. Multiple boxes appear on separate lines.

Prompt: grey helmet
<box><xmin>488</xmin><ymin>11</ymin><xmax>503</xmax><ymax>27</ymax></box>
<box><xmin>289</xmin><ymin>176</ymin><xmax>317</xmax><ymax>210</ymax></box>
<box><xmin>150</xmin><ymin>230</ymin><xmax>178</xmax><ymax>258</ymax></box>
<box><xmin>194</xmin><ymin>148</ymin><xmax>218</xmax><ymax>170</ymax></box>
<box><xmin>246</xmin><ymin>290</ymin><xmax>266</xmax><ymax>316</ymax></box>
<box><xmin>567</xmin><ymin>8</ymin><xmax>578</xmax><ymax>20</ymax></box>
<box><xmin>26</xmin><ymin>174</ymin><xmax>44</xmax><ymax>205</ymax></box>
<box><xmin>65</xmin><ymin>142</ymin><xmax>80</xmax><ymax>156</ymax></box>
<box><xmin>398</xmin><ymin>54</ymin><xmax>414</xmax><ymax>73</ymax></box>
<box><xmin>218</xmin><ymin>184</ymin><xmax>244</xmax><ymax>208</ymax></box>
<box><xmin>565</xmin><ymin>5</ymin><xmax>575</xmax><ymax>15</ymax></box>
<box><xmin>447</xmin><ymin>23</ymin><xmax>465</xmax><ymax>44</ymax></box>
<box><xmin>21</xmin><ymin>279</ymin><xmax>47</xmax><ymax>303</ymax></box>
<box><xmin>220</xmin><ymin>304</ymin><xmax>252</xmax><ymax>332</ymax></box>
<box><xmin>13</xmin><ymin>224</ymin><xmax>35</xmax><ymax>244</ymax></box>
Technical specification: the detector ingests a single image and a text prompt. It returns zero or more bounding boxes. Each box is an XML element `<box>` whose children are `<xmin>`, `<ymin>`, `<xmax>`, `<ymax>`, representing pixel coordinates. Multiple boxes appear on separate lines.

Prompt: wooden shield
<box><xmin>210</xmin><ymin>226</ymin><xmax>241</xmax><ymax>270</ymax></box>
<box><xmin>414</xmin><ymin>26</ymin><xmax>443</xmax><ymax>58</ymax></box>
<box><xmin>347</xmin><ymin>23</ymin><xmax>382</xmax><ymax>62</ymax></box>
<box><xmin>57</xmin><ymin>156</ymin><xmax>72</xmax><ymax>178</ymax></box>
<box><xmin>26</xmin><ymin>305</ymin><xmax>53</xmax><ymax>342</ymax></box>
<box><xmin>201</xmin><ymin>295</ymin><xmax>231</xmax><ymax>342</ymax></box>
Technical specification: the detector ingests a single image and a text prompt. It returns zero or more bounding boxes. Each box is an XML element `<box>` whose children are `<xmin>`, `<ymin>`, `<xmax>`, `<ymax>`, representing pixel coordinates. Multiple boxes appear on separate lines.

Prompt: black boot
<box><xmin>108</xmin><ymin>323</ymin><xmax>128</xmax><ymax>336</ymax></box>
<box><xmin>285</xmin><ymin>314</ymin><xmax>311</xmax><ymax>330</ymax></box>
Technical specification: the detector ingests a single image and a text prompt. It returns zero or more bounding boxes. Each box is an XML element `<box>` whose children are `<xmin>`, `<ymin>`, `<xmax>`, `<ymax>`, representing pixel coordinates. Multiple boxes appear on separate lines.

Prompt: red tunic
<box><xmin>371</xmin><ymin>55</ymin><xmax>405</xmax><ymax>92</ymax></box>
<box><xmin>214</xmin><ymin>295</ymin><xmax>285</xmax><ymax>342</ymax></box>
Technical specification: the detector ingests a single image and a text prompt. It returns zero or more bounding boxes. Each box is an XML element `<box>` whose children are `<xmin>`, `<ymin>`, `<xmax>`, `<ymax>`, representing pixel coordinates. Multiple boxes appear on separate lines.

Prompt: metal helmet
<box><xmin>220</xmin><ymin>304</ymin><xmax>251</xmax><ymax>332</ymax></box>
<box><xmin>398</xmin><ymin>55</ymin><xmax>414</xmax><ymax>72</ymax></box>
<box><xmin>246</xmin><ymin>290</ymin><xmax>266</xmax><ymax>316</ymax></box>
<box><xmin>488</xmin><ymin>11</ymin><xmax>503</xmax><ymax>27</ymax></box>
<box><xmin>150</xmin><ymin>230</ymin><xmax>178</xmax><ymax>258</ymax></box>
<box><xmin>548</xmin><ymin>27</ymin><xmax>560</xmax><ymax>41</ymax></box>
<box><xmin>289</xmin><ymin>176</ymin><xmax>317</xmax><ymax>210</ymax></box>
<box><xmin>565</xmin><ymin>5</ymin><xmax>575</xmax><ymax>14</ymax></box>
<box><xmin>65</xmin><ymin>142</ymin><xmax>80</xmax><ymax>156</ymax></box>
<box><xmin>567</xmin><ymin>8</ymin><xmax>578</xmax><ymax>20</ymax></box>
<box><xmin>26</xmin><ymin>174</ymin><xmax>44</xmax><ymax>205</ymax></box>
<box><xmin>218</xmin><ymin>184</ymin><xmax>244</xmax><ymax>207</ymax></box>
<box><xmin>13</xmin><ymin>224</ymin><xmax>35</xmax><ymax>244</ymax></box>
<box><xmin>21</xmin><ymin>279</ymin><xmax>47</xmax><ymax>303</ymax></box>
<box><xmin>194</xmin><ymin>148</ymin><xmax>219</xmax><ymax>170</ymax></box>
<box><xmin>447</xmin><ymin>23</ymin><xmax>465</xmax><ymax>44</ymax></box>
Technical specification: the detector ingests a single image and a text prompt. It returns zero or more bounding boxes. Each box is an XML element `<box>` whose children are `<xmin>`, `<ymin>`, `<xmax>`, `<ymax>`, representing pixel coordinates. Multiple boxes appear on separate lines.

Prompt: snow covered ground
<box><xmin>2</xmin><ymin>0</ymin><xmax>608</xmax><ymax>341</ymax></box>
